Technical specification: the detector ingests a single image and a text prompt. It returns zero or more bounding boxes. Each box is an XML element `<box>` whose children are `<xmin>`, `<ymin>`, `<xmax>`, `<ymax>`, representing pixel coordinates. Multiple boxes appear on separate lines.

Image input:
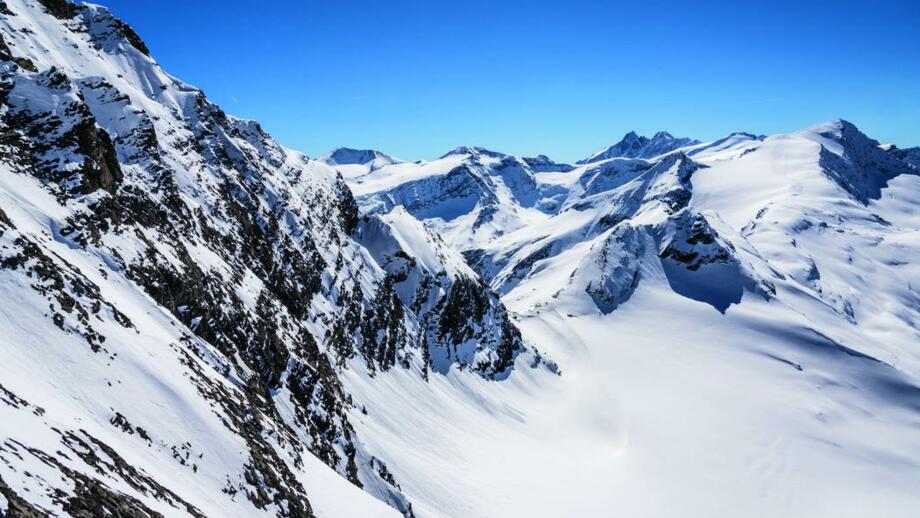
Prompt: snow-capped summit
<box><xmin>439</xmin><ymin>145</ymin><xmax>507</xmax><ymax>160</ymax></box>
<box><xmin>578</xmin><ymin>130</ymin><xmax>700</xmax><ymax>164</ymax></box>
<box><xmin>317</xmin><ymin>147</ymin><xmax>403</xmax><ymax>178</ymax></box>
<box><xmin>318</xmin><ymin>147</ymin><xmax>401</xmax><ymax>166</ymax></box>
<box><xmin>797</xmin><ymin>119</ymin><xmax>915</xmax><ymax>202</ymax></box>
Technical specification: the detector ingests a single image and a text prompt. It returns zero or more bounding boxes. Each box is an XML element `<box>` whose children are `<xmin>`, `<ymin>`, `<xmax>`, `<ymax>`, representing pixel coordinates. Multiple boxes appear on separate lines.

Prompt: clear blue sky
<box><xmin>101</xmin><ymin>0</ymin><xmax>919</xmax><ymax>163</ymax></box>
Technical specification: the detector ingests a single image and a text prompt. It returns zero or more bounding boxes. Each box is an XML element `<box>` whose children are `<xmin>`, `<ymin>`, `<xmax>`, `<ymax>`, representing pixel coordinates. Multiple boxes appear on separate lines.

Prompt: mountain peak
<box><xmin>439</xmin><ymin>146</ymin><xmax>507</xmax><ymax>159</ymax></box>
<box><xmin>797</xmin><ymin>119</ymin><xmax>914</xmax><ymax>203</ymax></box>
<box><xmin>578</xmin><ymin>130</ymin><xmax>699</xmax><ymax>164</ymax></box>
<box><xmin>317</xmin><ymin>147</ymin><xmax>398</xmax><ymax>166</ymax></box>
<box><xmin>622</xmin><ymin>130</ymin><xmax>641</xmax><ymax>140</ymax></box>
<box><xmin>800</xmin><ymin>118</ymin><xmax>861</xmax><ymax>141</ymax></box>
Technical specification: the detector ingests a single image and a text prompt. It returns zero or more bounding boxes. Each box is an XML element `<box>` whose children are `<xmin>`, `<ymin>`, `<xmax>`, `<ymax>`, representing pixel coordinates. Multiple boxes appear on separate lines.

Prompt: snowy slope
<box><xmin>0</xmin><ymin>1</ymin><xmax>547</xmax><ymax>516</ymax></box>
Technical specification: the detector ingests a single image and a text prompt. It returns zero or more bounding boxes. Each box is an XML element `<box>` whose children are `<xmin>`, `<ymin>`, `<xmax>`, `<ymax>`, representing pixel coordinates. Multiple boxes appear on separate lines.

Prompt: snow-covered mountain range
<box><xmin>324</xmin><ymin>120</ymin><xmax>920</xmax><ymax>518</ymax></box>
<box><xmin>2</xmin><ymin>1</ymin><xmax>919</xmax><ymax>517</ymax></box>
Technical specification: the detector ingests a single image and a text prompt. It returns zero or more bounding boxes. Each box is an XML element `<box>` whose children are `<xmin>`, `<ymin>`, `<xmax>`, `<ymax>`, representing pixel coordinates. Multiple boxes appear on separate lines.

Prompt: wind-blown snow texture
<box><xmin>2</xmin><ymin>1</ymin><xmax>920</xmax><ymax>517</ymax></box>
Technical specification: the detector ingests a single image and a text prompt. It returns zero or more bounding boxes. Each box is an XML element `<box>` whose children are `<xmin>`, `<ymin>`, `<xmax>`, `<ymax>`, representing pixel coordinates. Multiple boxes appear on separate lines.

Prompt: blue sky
<box><xmin>102</xmin><ymin>0</ymin><xmax>919</xmax><ymax>163</ymax></box>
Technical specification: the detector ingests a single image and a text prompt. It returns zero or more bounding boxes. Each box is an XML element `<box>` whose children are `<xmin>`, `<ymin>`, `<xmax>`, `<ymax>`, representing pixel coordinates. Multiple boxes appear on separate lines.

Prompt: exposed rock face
<box><xmin>816</xmin><ymin>120</ymin><xmax>914</xmax><ymax>203</ymax></box>
<box><xmin>73</xmin><ymin>119</ymin><xmax>123</xmax><ymax>194</ymax></box>
<box><xmin>36</xmin><ymin>0</ymin><xmax>77</xmax><ymax>19</ymax></box>
<box><xmin>659</xmin><ymin>212</ymin><xmax>735</xmax><ymax>271</ymax></box>
<box><xmin>353</xmin><ymin>208</ymin><xmax>543</xmax><ymax>379</ymax></box>
<box><xmin>889</xmin><ymin>145</ymin><xmax>920</xmax><ymax>171</ymax></box>
<box><xmin>427</xmin><ymin>275</ymin><xmax>523</xmax><ymax>376</ymax></box>
<box><xmin>1</xmin><ymin>67</ymin><xmax>126</xmax><ymax>197</ymax></box>
<box><xmin>583</xmin><ymin>224</ymin><xmax>646</xmax><ymax>313</ymax></box>
<box><xmin>521</xmin><ymin>154</ymin><xmax>574</xmax><ymax>173</ymax></box>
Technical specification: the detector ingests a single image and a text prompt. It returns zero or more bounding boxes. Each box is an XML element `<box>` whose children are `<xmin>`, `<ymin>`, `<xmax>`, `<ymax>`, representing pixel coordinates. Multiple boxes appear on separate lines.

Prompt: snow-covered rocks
<box><xmin>806</xmin><ymin>119</ymin><xmax>914</xmax><ymax>202</ymax></box>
